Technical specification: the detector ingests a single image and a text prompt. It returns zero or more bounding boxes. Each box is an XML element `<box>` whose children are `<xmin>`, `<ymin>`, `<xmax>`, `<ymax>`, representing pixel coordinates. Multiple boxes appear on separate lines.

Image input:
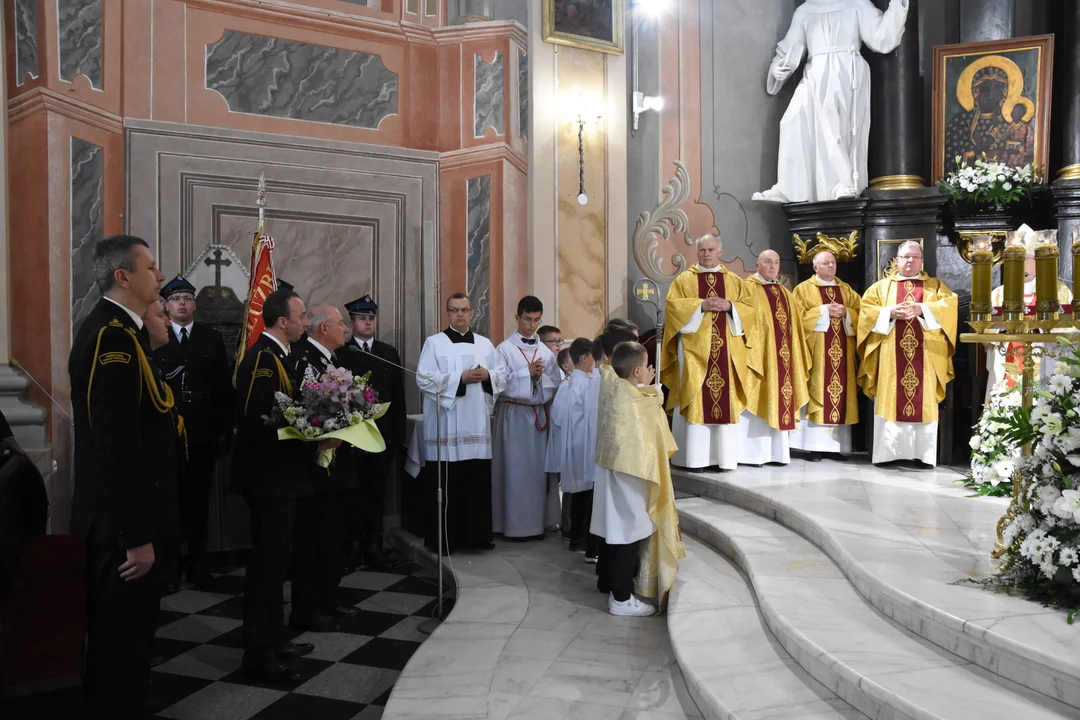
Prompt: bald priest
<box><xmin>660</xmin><ymin>233</ymin><xmax>757</xmax><ymax>471</ymax></box>
<box><xmin>857</xmin><ymin>241</ymin><xmax>958</xmax><ymax>468</ymax></box>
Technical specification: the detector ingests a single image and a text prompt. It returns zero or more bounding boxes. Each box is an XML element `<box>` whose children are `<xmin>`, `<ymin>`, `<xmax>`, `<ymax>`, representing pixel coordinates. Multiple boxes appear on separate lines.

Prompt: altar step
<box><xmin>672</xmin><ymin>494</ymin><xmax>1080</xmax><ymax>720</ymax></box>
<box><xmin>671</xmin><ymin>534</ymin><xmax>865</xmax><ymax>719</ymax></box>
<box><xmin>671</xmin><ymin>467</ymin><xmax>1080</xmax><ymax>709</ymax></box>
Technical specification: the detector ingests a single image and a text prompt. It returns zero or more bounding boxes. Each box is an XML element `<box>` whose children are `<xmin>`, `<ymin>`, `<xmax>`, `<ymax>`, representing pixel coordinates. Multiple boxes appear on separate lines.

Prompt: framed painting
<box><xmin>542</xmin><ymin>0</ymin><xmax>624</xmax><ymax>55</ymax></box>
<box><xmin>932</xmin><ymin>35</ymin><xmax>1053</xmax><ymax>183</ymax></box>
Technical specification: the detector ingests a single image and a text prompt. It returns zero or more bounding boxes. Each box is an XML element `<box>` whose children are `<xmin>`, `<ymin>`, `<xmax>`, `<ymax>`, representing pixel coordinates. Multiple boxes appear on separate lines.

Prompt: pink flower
<box><xmin>310</xmin><ymin>416</ymin><xmax>322</xmax><ymax>427</ymax></box>
<box><xmin>364</xmin><ymin>387</ymin><xmax>376</xmax><ymax>404</ymax></box>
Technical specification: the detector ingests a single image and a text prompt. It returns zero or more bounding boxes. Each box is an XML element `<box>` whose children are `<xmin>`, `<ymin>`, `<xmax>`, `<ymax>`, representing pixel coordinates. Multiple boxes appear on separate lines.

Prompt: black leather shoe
<box><xmin>804</xmin><ymin>452</ymin><xmax>822</xmax><ymax>463</ymax></box>
<box><xmin>331</xmin><ymin>605</ymin><xmax>360</xmax><ymax>618</ymax></box>
<box><xmin>276</xmin><ymin>641</ymin><xmax>315</xmax><ymax>658</ymax></box>
<box><xmin>290</xmin><ymin>616</ymin><xmax>341</xmax><ymax>633</ymax></box>
<box><xmin>243</xmin><ymin>661</ymin><xmax>301</xmax><ymax>685</ymax></box>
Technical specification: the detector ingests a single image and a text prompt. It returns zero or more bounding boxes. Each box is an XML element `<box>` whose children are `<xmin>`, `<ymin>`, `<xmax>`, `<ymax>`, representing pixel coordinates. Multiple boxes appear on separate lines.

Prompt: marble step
<box><xmin>670</xmin><ymin>535</ymin><xmax>865</xmax><ymax>720</ymax></box>
<box><xmin>672</xmin><ymin>468</ymin><xmax>1080</xmax><ymax>709</ymax></box>
<box><xmin>675</xmin><ymin>496</ymin><xmax>1080</xmax><ymax>720</ymax></box>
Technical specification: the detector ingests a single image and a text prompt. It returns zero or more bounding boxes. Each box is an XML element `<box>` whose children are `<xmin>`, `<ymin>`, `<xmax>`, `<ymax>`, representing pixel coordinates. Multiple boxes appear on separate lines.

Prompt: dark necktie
<box><xmin>179</xmin><ymin>327</ymin><xmax>188</xmax><ymax>345</ymax></box>
<box><xmin>362</xmin><ymin>342</ymin><xmax>370</xmax><ymax>353</ymax></box>
<box><xmin>521</xmin><ymin>337</ymin><xmax>536</xmax><ymax>345</ymax></box>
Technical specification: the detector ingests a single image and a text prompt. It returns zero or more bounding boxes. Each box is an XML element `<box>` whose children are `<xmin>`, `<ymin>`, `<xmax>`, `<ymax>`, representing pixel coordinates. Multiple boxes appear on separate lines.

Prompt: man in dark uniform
<box><xmin>233</xmin><ymin>288</ymin><xmax>327</xmax><ymax>684</ymax></box>
<box><xmin>68</xmin><ymin>234</ymin><xmax>167</xmax><ymax>719</ymax></box>
<box><xmin>337</xmin><ymin>295</ymin><xmax>406</xmax><ymax>570</ymax></box>
<box><xmin>288</xmin><ymin>305</ymin><xmax>360</xmax><ymax>632</ymax></box>
<box><xmin>153</xmin><ymin>275</ymin><xmax>233</xmax><ymax>591</ymax></box>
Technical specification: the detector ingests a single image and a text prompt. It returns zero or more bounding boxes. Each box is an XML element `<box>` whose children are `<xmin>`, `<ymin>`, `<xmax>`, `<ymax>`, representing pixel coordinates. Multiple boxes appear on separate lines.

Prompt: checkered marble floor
<box><xmin>148</xmin><ymin>560</ymin><xmax>452</xmax><ymax>719</ymax></box>
<box><xmin>5</xmin><ymin>560</ymin><xmax>452</xmax><ymax>720</ymax></box>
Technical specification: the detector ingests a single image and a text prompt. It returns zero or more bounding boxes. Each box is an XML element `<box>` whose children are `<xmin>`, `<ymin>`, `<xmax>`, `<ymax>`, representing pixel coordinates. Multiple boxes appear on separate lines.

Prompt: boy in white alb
<box><xmin>491</xmin><ymin>296</ymin><xmax>563</xmax><ymax>538</ymax></box>
<box><xmin>546</xmin><ymin>338</ymin><xmax>601</xmax><ymax>561</ymax></box>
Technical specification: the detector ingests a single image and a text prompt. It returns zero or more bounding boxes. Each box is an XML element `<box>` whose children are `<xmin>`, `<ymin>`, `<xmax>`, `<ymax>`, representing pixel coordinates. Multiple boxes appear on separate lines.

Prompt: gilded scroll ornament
<box><xmin>792</xmin><ymin>231</ymin><xmax>860</xmax><ymax>265</ymax></box>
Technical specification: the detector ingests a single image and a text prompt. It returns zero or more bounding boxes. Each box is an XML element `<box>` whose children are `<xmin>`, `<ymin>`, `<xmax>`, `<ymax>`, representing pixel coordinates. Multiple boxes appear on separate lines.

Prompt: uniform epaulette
<box><xmin>87</xmin><ymin>319</ymin><xmax>176</xmax><ymax>427</ymax></box>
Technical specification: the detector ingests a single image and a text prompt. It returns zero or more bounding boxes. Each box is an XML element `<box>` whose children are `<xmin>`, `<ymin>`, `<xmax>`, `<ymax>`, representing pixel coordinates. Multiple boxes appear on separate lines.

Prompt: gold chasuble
<box><xmin>743</xmin><ymin>276</ymin><xmax>809</xmax><ymax>431</ymax></box>
<box><xmin>857</xmin><ymin>274</ymin><xmax>958</xmax><ymax>423</ymax></box>
<box><xmin>594</xmin><ymin>368</ymin><xmax>684</xmax><ymax>610</ymax></box>
<box><xmin>660</xmin><ymin>267</ymin><xmax>757</xmax><ymax>425</ymax></box>
<box><xmin>791</xmin><ymin>277</ymin><xmax>861</xmax><ymax>426</ymax></box>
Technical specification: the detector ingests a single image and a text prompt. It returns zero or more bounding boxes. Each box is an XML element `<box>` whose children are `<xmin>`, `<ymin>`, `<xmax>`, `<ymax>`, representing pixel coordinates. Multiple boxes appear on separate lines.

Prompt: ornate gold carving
<box><xmin>632</xmin><ymin>160</ymin><xmax>691</xmax><ymax>283</ymax></box>
<box><xmin>793</xmin><ymin>231</ymin><xmax>860</xmax><ymax>264</ymax></box>
<box><xmin>956</xmin><ymin>231</ymin><xmax>1007</xmax><ymax>263</ymax></box>
<box><xmin>1058</xmin><ymin>163</ymin><xmax>1080</xmax><ymax>181</ymax></box>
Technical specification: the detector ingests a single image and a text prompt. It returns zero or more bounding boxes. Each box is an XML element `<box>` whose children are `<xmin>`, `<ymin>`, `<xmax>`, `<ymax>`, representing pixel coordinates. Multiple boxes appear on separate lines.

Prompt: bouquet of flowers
<box><xmin>978</xmin><ymin>340</ymin><xmax>1080</xmax><ymax>621</ymax></box>
<box><xmin>962</xmin><ymin>382</ymin><xmax>1023</xmax><ymax>498</ymax></box>
<box><xmin>267</xmin><ymin>365</ymin><xmax>388</xmax><ymax>468</ymax></box>
<box><xmin>936</xmin><ymin>155</ymin><xmax>1044</xmax><ymax>210</ymax></box>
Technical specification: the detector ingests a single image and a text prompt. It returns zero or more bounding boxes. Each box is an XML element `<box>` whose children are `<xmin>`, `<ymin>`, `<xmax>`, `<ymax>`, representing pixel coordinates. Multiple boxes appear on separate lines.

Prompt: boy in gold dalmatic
<box><xmin>858</xmin><ymin>241</ymin><xmax>957</xmax><ymax>468</ymax></box>
<box><xmin>593</xmin><ymin>341</ymin><xmax>685</xmax><ymax>615</ymax></box>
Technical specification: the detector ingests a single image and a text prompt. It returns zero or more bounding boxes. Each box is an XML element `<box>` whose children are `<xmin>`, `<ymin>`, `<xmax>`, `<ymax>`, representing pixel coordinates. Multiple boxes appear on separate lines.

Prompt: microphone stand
<box><xmin>348</xmin><ymin>345</ymin><xmax>448</xmax><ymax>632</ymax></box>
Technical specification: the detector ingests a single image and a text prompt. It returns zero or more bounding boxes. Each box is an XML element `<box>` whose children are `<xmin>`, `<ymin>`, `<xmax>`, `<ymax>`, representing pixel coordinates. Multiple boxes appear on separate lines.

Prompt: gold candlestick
<box><xmin>970</xmin><ymin>235</ymin><xmax>994</xmax><ymax>326</ymax></box>
<box><xmin>1034</xmin><ymin>229</ymin><xmax>1059</xmax><ymax>321</ymax></box>
<box><xmin>1002</xmin><ymin>231</ymin><xmax>1026</xmax><ymax>325</ymax></box>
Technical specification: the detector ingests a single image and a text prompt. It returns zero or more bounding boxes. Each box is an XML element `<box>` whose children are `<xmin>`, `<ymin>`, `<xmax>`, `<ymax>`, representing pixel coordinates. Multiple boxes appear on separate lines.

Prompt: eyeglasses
<box><xmin>897</xmin><ymin>255</ymin><xmax>923</xmax><ymax>260</ymax></box>
<box><xmin>168</xmin><ymin>294</ymin><xmax>195</xmax><ymax>302</ymax></box>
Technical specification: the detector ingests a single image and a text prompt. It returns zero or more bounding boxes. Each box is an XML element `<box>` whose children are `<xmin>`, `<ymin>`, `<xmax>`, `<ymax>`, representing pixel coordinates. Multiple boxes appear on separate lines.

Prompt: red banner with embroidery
<box><xmin>233</xmin><ymin>233</ymin><xmax>277</xmax><ymax>383</ymax></box>
<box><xmin>894</xmin><ymin>280</ymin><xmax>924</xmax><ymax>423</ymax></box>
<box><xmin>764</xmin><ymin>285</ymin><xmax>796</xmax><ymax>430</ymax></box>
<box><xmin>698</xmin><ymin>272</ymin><xmax>732</xmax><ymax>425</ymax></box>
<box><xmin>816</xmin><ymin>285</ymin><xmax>848</xmax><ymax>425</ymax></box>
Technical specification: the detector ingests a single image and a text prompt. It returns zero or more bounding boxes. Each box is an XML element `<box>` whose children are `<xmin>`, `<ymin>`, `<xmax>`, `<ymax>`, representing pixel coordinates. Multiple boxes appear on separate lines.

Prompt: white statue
<box><xmin>753</xmin><ymin>0</ymin><xmax>909</xmax><ymax>204</ymax></box>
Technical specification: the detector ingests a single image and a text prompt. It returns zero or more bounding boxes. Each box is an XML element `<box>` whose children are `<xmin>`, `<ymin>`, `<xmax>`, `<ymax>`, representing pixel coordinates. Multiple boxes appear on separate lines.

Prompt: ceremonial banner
<box><xmin>233</xmin><ymin>232</ymin><xmax>277</xmax><ymax>384</ymax></box>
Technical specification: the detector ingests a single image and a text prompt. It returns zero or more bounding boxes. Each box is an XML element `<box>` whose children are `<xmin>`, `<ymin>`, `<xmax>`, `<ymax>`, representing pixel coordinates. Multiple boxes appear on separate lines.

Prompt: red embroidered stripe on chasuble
<box><xmin>816</xmin><ymin>285</ymin><xmax>848</xmax><ymax>425</ymax></box>
<box><xmin>698</xmin><ymin>272</ymin><xmax>732</xmax><ymax>424</ymax></box>
<box><xmin>895</xmin><ymin>280</ymin><xmax>925</xmax><ymax>423</ymax></box>
<box><xmin>765</xmin><ymin>284</ymin><xmax>796</xmax><ymax>430</ymax></box>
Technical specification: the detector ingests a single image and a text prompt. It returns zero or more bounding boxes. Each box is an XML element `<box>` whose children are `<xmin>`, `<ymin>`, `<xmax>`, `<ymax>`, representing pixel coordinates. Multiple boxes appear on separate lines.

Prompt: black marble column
<box><xmin>958</xmin><ymin>0</ymin><xmax>1014</xmax><ymax>42</ymax></box>
<box><xmin>869</xmin><ymin>0</ymin><xmax>923</xmax><ymax>190</ymax></box>
<box><xmin>1059</xmin><ymin>0</ymin><xmax>1080</xmax><ymax>183</ymax></box>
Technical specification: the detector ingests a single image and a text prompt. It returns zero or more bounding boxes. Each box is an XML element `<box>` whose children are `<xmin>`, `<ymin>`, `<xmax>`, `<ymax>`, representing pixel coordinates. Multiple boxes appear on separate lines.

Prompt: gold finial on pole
<box><xmin>257</xmin><ymin>174</ymin><xmax>267</xmax><ymax>236</ymax></box>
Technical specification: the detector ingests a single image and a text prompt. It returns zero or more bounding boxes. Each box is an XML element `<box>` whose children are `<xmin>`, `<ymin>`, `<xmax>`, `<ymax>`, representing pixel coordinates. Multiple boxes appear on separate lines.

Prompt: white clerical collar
<box><xmin>171</xmin><ymin>321</ymin><xmax>193</xmax><ymax>338</ymax></box>
<box><xmin>753</xmin><ymin>272</ymin><xmax>778</xmax><ymax>284</ymax></box>
<box><xmin>307</xmin><ymin>336</ymin><xmax>333</xmax><ymax>361</ymax></box>
<box><xmin>897</xmin><ymin>274</ymin><xmax>922</xmax><ymax>281</ymax></box>
<box><xmin>814</xmin><ymin>276</ymin><xmax>837</xmax><ymax>286</ymax></box>
<box><xmin>262</xmin><ymin>332</ymin><xmax>289</xmax><ymax>355</ymax></box>
<box><xmin>104</xmin><ymin>296</ymin><xmax>144</xmax><ymax>330</ymax></box>
<box><xmin>695</xmin><ymin>264</ymin><xmax>721</xmax><ymax>272</ymax></box>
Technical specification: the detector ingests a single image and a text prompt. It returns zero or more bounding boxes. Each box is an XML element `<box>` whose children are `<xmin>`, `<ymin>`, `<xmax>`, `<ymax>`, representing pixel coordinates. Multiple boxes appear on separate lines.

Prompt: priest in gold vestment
<box><xmin>857</xmin><ymin>241</ymin><xmax>957</xmax><ymax>467</ymax></box>
<box><xmin>740</xmin><ymin>250</ymin><xmax>809</xmax><ymax>466</ymax></box>
<box><xmin>790</xmin><ymin>250</ymin><xmax>861</xmax><ymax>460</ymax></box>
<box><xmin>660</xmin><ymin>234</ymin><xmax>758</xmax><ymax>471</ymax></box>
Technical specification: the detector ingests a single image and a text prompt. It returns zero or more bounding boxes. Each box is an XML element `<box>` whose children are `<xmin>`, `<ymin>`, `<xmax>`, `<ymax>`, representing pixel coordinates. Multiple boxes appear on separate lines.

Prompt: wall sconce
<box><xmin>632</xmin><ymin>91</ymin><xmax>664</xmax><ymax>131</ymax></box>
<box><xmin>573</xmin><ymin>94</ymin><xmax>602</xmax><ymax>205</ymax></box>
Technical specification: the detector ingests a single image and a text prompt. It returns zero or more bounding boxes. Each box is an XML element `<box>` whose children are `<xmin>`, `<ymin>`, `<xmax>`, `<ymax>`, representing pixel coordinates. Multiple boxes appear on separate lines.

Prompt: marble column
<box><xmin>1059</xmin><ymin>0</ymin><xmax>1080</xmax><ymax>183</ymax></box>
<box><xmin>959</xmin><ymin>0</ymin><xmax>1014</xmax><ymax>42</ymax></box>
<box><xmin>869</xmin><ymin>0</ymin><xmax>923</xmax><ymax>190</ymax></box>
<box><xmin>0</xmin><ymin>9</ymin><xmax>49</xmax><ymax>455</ymax></box>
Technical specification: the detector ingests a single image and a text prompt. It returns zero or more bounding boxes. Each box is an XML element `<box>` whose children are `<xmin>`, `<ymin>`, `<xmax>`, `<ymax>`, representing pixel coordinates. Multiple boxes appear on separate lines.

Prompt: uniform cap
<box><xmin>345</xmin><ymin>295</ymin><xmax>379</xmax><ymax>317</ymax></box>
<box><xmin>161</xmin><ymin>275</ymin><xmax>196</xmax><ymax>300</ymax></box>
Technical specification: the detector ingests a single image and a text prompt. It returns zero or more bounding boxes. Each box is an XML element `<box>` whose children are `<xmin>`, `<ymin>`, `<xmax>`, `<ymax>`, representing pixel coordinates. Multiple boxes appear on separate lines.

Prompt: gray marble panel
<box><xmin>205</xmin><ymin>30</ymin><xmax>398</xmax><ymax>130</ymax></box>
<box><xmin>517</xmin><ymin>49</ymin><xmax>528</xmax><ymax>141</ymax></box>
<box><xmin>14</xmin><ymin>0</ymin><xmax>40</xmax><ymax>86</ymax></box>
<box><xmin>474</xmin><ymin>51</ymin><xmax>504</xmax><ymax>138</ymax></box>
<box><xmin>71</xmin><ymin>137</ymin><xmax>104</xmax><ymax>336</ymax></box>
<box><xmin>58</xmin><ymin>0</ymin><xmax>103</xmax><ymax>89</ymax></box>
<box><xmin>466</xmin><ymin>176</ymin><xmax>491</xmax><ymax>337</ymax></box>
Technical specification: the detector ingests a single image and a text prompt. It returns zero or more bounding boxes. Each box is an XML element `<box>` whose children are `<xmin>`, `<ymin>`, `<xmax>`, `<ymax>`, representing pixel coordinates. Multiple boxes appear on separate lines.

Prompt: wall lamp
<box><xmin>632</xmin><ymin>91</ymin><xmax>664</xmax><ymax>130</ymax></box>
<box><xmin>573</xmin><ymin>94</ymin><xmax>602</xmax><ymax>205</ymax></box>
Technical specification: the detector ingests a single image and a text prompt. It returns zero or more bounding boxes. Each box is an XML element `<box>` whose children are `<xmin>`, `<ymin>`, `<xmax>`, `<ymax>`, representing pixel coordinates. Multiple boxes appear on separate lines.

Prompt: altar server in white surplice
<box><xmin>492</xmin><ymin>296</ymin><xmax>563</xmax><ymax>538</ymax></box>
<box><xmin>416</xmin><ymin>293</ymin><xmax>508</xmax><ymax>553</ymax></box>
<box><xmin>545</xmin><ymin>338</ymin><xmax>601</xmax><ymax>560</ymax></box>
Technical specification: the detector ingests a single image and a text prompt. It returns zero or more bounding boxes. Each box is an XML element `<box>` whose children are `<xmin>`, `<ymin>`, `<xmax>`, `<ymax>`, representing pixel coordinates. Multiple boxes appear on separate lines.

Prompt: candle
<box><xmin>1002</xmin><ymin>231</ymin><xmax>1026</xmax><ymax>322</ymax></box>
<box><xmin>970</xmin><ymin>235</ymin><xmax>993</xmax><ymax>322</ymax></box>
<box><xmin>1035</xmin><ymin>229</ymin><xmax>1059</xmax><ymax>320</ymax></box>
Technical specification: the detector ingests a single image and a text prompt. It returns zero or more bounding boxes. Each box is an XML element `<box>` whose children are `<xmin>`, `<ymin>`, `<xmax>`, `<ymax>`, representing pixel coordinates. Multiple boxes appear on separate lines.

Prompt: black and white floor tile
<box><xmin>5</xmin><ymin>560</ymin><xmax>452</xmax><ymax>720</ymax></box>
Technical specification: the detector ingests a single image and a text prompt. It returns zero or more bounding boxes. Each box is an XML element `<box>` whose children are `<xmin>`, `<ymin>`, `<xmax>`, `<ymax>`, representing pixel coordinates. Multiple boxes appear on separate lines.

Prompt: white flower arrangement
<box><xmin>982</xmin><ymin>340</ymin><xmax>1080</xmax><ymax>621</ymax></box>
<box><xmin>937</xmin><ymin>155</ymin><xmax>1044</xmax><ymax>210</ymax></box>
<box><xmin>961</xmin><ymin>382</ymin><xmax>1023</xmax><ymax>497</ymax></box>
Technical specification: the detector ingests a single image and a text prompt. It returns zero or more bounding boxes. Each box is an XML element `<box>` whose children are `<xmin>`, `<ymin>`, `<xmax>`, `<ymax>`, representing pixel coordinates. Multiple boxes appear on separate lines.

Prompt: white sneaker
<box><xmin>608</xmin><ymin>594</ymin><xmax>655</xmax><ymax>617</ymax></box>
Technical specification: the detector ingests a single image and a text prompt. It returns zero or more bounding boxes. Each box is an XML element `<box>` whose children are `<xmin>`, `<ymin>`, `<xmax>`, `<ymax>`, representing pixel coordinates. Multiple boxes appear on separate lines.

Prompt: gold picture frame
<box><xmin>931</xmin><ymin>35</ymin><xmax>1053</xmax><ymax>183</ymax></box>
<box><xmin>877</xmin><ymin>238</ymin><xmax>924</xmax><ymax>280</ymax></box>
<box><xmin>542</xmin><ymin>0</ymin><xmax>625</xmax><ymax>56</ymax></box>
